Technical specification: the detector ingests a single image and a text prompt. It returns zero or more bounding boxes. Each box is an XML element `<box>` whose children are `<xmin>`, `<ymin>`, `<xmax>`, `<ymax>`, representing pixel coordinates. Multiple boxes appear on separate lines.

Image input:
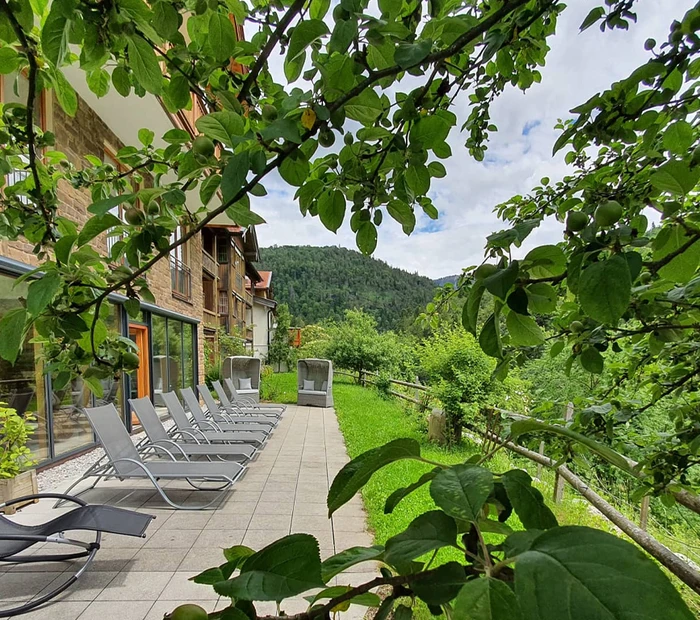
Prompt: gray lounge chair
<box><xmin>161</xmin><ymin>392</ymin><xmax>264</xmax><ymax>448</ymax></box>
<box><xmin>1</xmin><ymin>493</ymin><xmax>153</xmax><ymax>617</ymax></box>
<box><xmin>198</xmin><ymin>383</ymin><xmax>277</xmax><ymax>426</ymax></box>
<box><xmin>298</xmin><ymin>359</ymin><xmax>334</xmax><ymax>407</ymax></box>
<box><xmin>181</xmin><ymin>388</ymin><xmax>271</xmax><ymax>441</ymax></box>
<box><xmin>128</xmin><ymin>396</ymin><xmax>255</xmax><ymax>463</ymax></box>
<box><xmin>219</xmin><ymin>379</ymin><xmax>287</xmax><ymax>418</ymax></box>
<box><xmin>60</xmin><ymin>404</ymin><xmax>246</xmax><ymax>510</ymax></box>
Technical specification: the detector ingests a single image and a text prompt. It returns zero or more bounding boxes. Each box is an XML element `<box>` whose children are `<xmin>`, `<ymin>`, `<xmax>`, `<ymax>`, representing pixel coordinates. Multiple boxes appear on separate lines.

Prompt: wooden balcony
<box><xmin>202</xmin><ymin>249</ymin><xmax>218</xmax><ymax>278</ymax></box>
<box><xmin>203</xmin><ymin>308</ymin><xmax>218</xmax><ymax>330</ymax></box>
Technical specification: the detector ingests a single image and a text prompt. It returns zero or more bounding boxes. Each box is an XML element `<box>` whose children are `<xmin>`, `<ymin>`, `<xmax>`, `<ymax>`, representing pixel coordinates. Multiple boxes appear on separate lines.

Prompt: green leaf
<box><xmin>0</xmin><ymin>46</ymin><xmax>19</xmax><ymax>74</ymax></box>
<box><xmin>259</xmin><ymin>119</ymin><xmax>302</xmax><ymax>144</ymax></box>
<box><xmin>524</xmin><ymin>245</ymin><xmax>566</xmax><ymax>278</ymax></box>
<box><xmin>226</xmin><ymin>203</ymin><xmax>266</xmax><ymax>227</ymax></box>
<box><xmin>317</xmin><ymin>190</ymin><xmax>345</xmax><ymax>233</ymax></box>
<box><xmin>506</xmin><ymin>312</ymin><xmax>544</xmax><ymax>347</ymax></box>
<box><xmin>41</xmin><ymin>4</ymin><xmax>72</xmax><ymax>66</ymax></box>
<box><xmin>479</xmin><ymin>313</ymin><xmax>502</xmax><ymax>359</ymax></box>
<box><xmin>54</xmin><ymin>234</ymin><xmax>76</xmax><ymax>265</ymax></box>
<box><xmin>88</xmin><ymin>194</ymin><xmax>136</xmax><ymax>216</ymax></box>
<box><xmin>394</xmin><ymin>40</ymin><xmax>432</xmax><ymax>69</ymax></box>
<box><xmin>285</xmin><ymin>19</ymin><xmax>329</xmax><ymax>81</ymax></box>
<box><xmin>221</xmin><ymin>151</ymin><xmax>250</xmax><ymax>203</ymax></box>
<box><xmin>429</xmin><ymin>464</ymin><xmax>493</xmax><ymax>522</ymax></box>
<box><xmin>356</xmin><ymin>221</ymin><xmax>377</xmax><ymax>255</ymax></box>
<box><xmin>384</xmin><ymin>510</ymin><xmax>457</xmax><ymax>566</ymax></box>
<box><xmin>152</xmin><ymin>1</ymin><xmax>179</xmax><ymax>37</ymax></box>
<box><xmin>124</xmin><ymin>298</ymin><xmax>140</xmax><ymax>319</ymax></box>
<box><xmin>580</xmin><ymin>346</ymin><xmax>604</xmax><ymax>374</ymax></box>
<box><xmin>454</xmin><ymin>578</ymin><xmax>521</xmax><ymax>620</ymax></box>
<box><xmin>463</xmin><ymin>281</ymin><xmax>485</xmax><ymax>336</ymax></box>
<box><xmin>484</xmin><ymin>261</ymin><xmax>519</xmax><ymax>300</ymax></box>
<box><xmin>87</xmin><ymin>69</ymin><xmax>110</xmax><ymax>97</ymax></box>
<box><xmin>27</xmin><ymin>270</ymin><xmax>61</xmax><ymax>316</ymax></box>
<box><xmin>223</xmin><ymin>545</ymin><xmax>255</xmax><ymax>565</ymax></box>
<box><xmin>516</xmin><ymin>526</ymin><xmax>694</xmax><ymax>620</ymax></box>
<box><xmin>501</xmin><ymin>469</ymin><xmax>557</xmax><ymax>530</ymax></box>
<box><xmin>279</xmin><ymin>151</ymin><xmax>309</xmax><ymax>187</ymax></box>
<box><xmin>578</xmin><ymin>255</ymin><xmax>631</xmax><ymax>324</ymax></box>
<box><xmin>48</xmin><ymin>67</ymin><xmax>77</xmax><ymax>116</ymax></box>
<box><xmin>112</xmin><ymin>66</ymin><xmax>131</xmax><ymax>97</ymax></box>
<box><xmin>654</xmin><ymin>224</ymin><xmax>700</xmax><ymax>284</ymax></box>
<box><xmin>406</xmin><ymin>164</ymin><xmax>430</xmax><ymax>195</ymax></box>
<box><xmin>196</xmin><ymin>111</ymin><xmax>245</xmax><ymax>148</ymax></box>
<box><xmin>328</xmin><ymin>438</ymin><xmax>421</xmax><ymax>515</ymax></box>
<box><xmin>526</xmin><ymin>283</ymin><xmax>557</xmax><ymax>314</ymax></box>
<box><xmin>209</xmin><ymin>12</ymin><xmax>237</xmax><ymax>62</ymax></box>
<box><xmin>663</xmin><ymin>121</ymin><xmax>694</xmax><ymax>155</ymax></box>
<box><xmin>77</xmin><ymin>213</ymin><xmax>122</xmax><ymax>246</ymax></box>
<box><xmin>321</xmin><ymin>546</ymin><xmax>384</xmax><ymax>582</ymax></box>
<box><xmin>580</xmin><ymin>6</ymin><xmax>604</xmax><ymax>31</ymax></box>
<box><xmin>409</xmin><ymin>115</ymin><xmax>452</xmax><ymax>150</ymax></box>
<box><xmin>214</xmin><ymin>534</ymin><xmax>324</xmax><ymax>601</ymax></box>
<box><xmin>83</xmin><ymin>375</ymin><xmax>104</xmax><ymax>398</ymax></box>
<box><xmin>412</xmin><ymin>562</ymin><xmax>466</xmax><ymax>605</ymax></box>
<box><xmin>0</xmin><ymin>308</ymin><xmax>27</xmax><ymax>363</ymax></box>
<box><xmin>387</xmin><ymin>200</ymin><xmax>415</xmax><ymax>235</ymax></box>
<box><xmin>200</xmin><ymin>174</ymin><xmax>221</xmax><ymax>206</ymax></box>
<box><xmin>650</xmin><ymin>161</ymin><xmax>700</xmax><ymax>196</ymax></box>
<box><xmin>509</xmin><ymin>419</ymin><xmax>634</xmax><ymax>475</ymax></box>
<box><xmin>384</xmin><ymin>468</ymin><xmax>440</xmax><ymax>514</ymax></box>
<box><xmin>127</xmin><ymin>36</ymin><xmax>163</xmax><ymax>95</ymax></box>
<box><xmin>428</xmin><ymin>161</ymin><xmax>446</xmax><ymax>178</ymax></box>
<box><xmin>345</xmin><ymin>89</ymin><xmax>384</xmax><ymax>125</ymax></box>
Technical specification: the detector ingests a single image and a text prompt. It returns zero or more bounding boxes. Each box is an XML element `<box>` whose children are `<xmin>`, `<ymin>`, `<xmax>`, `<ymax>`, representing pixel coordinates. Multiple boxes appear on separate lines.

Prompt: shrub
<box><xmin>0</xmin><ymin>405</ymin><xmax>37</xmax><ymax>479</ymax></box>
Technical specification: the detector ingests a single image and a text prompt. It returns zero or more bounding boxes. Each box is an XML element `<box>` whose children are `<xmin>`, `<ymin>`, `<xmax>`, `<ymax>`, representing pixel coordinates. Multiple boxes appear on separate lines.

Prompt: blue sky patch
<box><xmin>522</xmin><ymin>119</ymin><xmax>541</xmax><ymax>136</ymax></box>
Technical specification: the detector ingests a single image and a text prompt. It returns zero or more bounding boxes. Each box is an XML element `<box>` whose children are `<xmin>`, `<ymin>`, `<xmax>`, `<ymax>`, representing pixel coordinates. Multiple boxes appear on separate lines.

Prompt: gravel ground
<box><xmin>37</xmin><ymin>428</ymin><xmax>148</xmax><ymax>491</ymax></box>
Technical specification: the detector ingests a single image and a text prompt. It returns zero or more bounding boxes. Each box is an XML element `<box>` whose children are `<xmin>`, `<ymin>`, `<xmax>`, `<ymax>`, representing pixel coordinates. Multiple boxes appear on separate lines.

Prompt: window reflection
<box><xmin>0</xmin><ymin>274</ymin><xmax>49</xmax><ymax>461</ymax></box>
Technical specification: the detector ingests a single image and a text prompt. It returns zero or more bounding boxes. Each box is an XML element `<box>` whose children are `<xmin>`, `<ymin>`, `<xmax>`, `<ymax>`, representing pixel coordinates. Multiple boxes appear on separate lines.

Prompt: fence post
<box><xmin>536</xmin><ymin>441</ymin><xmax>545</xmax><ymax>481</ymax></box>
<box><xmin>553</xmin><ymin>402</ymin><xmax>574</xmax><ymax>503</ymax></box>
<box><xmin>640</xmin><ymin>495</ymin><xmax>651</xmax><ymax>531</ymax></box>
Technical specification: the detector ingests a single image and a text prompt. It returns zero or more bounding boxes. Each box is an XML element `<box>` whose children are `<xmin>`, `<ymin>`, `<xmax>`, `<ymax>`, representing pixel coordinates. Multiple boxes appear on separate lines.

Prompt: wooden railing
<box><xmin>202</xmin><ymin>249</ymin><xmax>218</xmax><ymax>277</ymax></box>
<box><xmin>203</xmin><ymin>308</ymin><xmax>218</xmax><ymax>330</ymax></box>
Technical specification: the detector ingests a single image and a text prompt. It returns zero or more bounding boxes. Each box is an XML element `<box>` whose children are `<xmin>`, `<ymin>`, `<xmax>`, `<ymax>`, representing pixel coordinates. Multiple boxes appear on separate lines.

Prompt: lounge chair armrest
<box><xmin>139</xmin><ymin>443</ymin><xmax>180</xmax><ymax>462</ymax></box>
<box><xmin>150</xmin><ymin>439</ymin><xmax>191</xmax><ymax>461</ymax></box>
<box><xmin>0</xmin><ymin>493</ymin><xmax>88</xmax><ymax>509</ymax></box>
<box><xmin>197</xmin><ymin>419</ymin><xmax>222</xmax><ymax>432</ymax></box>
<box><xmin>170</xmin><ymin>429</ymin><xmax>202</xmax><ymax>444</ymax></box>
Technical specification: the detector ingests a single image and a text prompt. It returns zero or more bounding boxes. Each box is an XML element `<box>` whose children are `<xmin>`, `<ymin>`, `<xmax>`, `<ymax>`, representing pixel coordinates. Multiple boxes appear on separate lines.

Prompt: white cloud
<box><xmin>250</xmin><ymin>0</ymin><xmax>693</xmax><ymax>278</ymax></box>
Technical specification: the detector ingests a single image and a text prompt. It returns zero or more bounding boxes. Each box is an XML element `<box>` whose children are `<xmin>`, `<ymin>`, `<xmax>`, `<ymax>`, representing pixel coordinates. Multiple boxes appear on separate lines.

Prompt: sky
<box><xmin>248</xmin><ymin>0</ymin><xmax>694</xmax><ymax>279</ymax></box>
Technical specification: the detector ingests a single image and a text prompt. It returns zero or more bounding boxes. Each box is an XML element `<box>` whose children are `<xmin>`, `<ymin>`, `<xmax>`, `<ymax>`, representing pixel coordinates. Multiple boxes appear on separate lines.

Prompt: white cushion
<box><xmin>238</xmin><ymin>389</ymin><xmax>257</xmax><ymax>395</ymax></box>
<box><xmin>303</xmin><ymin>379</ymin><xmax>315</xmax><ymax>391</ymax></box>
<box><xmin>321</xmin><ymin>381</ymin><xmax>328</xmax><ymax>391</ymax></box>
<box><xmin>239</xmin><ymin>378</ymin><xmax>252</xmax><ymax>390</ymax></box>
<box><xmin>299</xmin><ymin>390</ymin><xmax>326</xmax><ymax>396</ymax></box>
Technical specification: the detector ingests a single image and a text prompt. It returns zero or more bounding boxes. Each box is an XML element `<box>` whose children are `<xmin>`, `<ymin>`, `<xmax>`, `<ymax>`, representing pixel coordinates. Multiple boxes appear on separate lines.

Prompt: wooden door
<box><xmin>128</xmin><ymin>324</ymin><xmax>150</xmax><ymax>424</ymax></box>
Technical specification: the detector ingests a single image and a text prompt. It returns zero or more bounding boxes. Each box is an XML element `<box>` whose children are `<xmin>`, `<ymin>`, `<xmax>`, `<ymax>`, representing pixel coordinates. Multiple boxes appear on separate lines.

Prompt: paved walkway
<box><xmin>1</xmin><ymin>406</ymin><xmax>376</xmax><ymax>619</ymax></box>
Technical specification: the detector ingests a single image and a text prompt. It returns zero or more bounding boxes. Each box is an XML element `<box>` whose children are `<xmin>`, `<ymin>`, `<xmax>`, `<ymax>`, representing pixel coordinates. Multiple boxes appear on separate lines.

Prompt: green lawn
<box><xmin>264</xmin><ymin>372</ymin><xmax>700</xmax><ymax>616</ymax></box>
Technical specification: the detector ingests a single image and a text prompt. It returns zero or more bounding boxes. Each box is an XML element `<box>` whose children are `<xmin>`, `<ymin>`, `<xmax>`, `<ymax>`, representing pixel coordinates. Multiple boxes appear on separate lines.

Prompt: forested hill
<box><xmin>257</xmin><ymin>246</ymin><xmax>437</xmax><ymax>331</ymax></box>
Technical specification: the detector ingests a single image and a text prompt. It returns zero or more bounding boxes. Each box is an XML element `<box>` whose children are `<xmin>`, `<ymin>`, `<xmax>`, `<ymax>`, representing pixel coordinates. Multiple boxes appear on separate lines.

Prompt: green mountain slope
<box><xmin>257</xmin><ymin>245</ymin><xmax>436</xmax><ymax>331</ymax></box>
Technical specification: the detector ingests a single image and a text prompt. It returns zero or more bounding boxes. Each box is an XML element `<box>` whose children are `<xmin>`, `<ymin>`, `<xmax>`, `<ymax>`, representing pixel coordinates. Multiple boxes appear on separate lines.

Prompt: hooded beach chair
<box><xmin>181</xmin><ymin>388</ymin><xmax>271</xmax><ymax>440</ymax></box>
<box><xmin>223</xmin><ymin>377</ymin><xmax>286</xmax><ymax>414</ymax></box>
<box><xmin>298</xmin><ymin>359</ymin><xmax>334</xmax><ymax>407</ymax></box>
<box><xmin>222</xmin><ymin>356</ymin><xmax>261</xmax><ymax>403</ymax></box>
<box><xmin>1</xmin><ymin>493</ymin><xmax>154</xmax><ymax>617</ymax></box>
<box><xmin>198</xmin><ymin>383</ymin><xmax>277</xmax><ymax>427</ymax></box>
<box><xmin>60</xmin><ymin>404</ymin><xmax>246</xmax><ymax>510</ymax></box>
<box><xmin>161</xmin><ymin>392</ymin><xmax>263</xmax><ymax>449</ymax></box>
<box><xmin>128</xmin><ymin>396</ymin><xmax>255</xmax><ymax>463</ymax></box>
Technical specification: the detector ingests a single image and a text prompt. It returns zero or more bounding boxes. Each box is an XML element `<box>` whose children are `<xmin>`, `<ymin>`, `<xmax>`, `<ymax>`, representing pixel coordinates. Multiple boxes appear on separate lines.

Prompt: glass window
<box><xmin>168</xmin><ymin>319</ymin><xmax>182</xmax><ymax>392</ymax></box>
<box><xmin>152</xmin><ymin>314</ymin><xmax>167</xmax><ymax>405</ymax></box>
<box><xmin>183</xmin><ymin>323</ymin><xmax>194</xmax><ymax>389</ymax></box>
<box><xmin>0</xmin><ymin>274</ymin><xmax>50</xmax><ymax>462</ymax></box>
